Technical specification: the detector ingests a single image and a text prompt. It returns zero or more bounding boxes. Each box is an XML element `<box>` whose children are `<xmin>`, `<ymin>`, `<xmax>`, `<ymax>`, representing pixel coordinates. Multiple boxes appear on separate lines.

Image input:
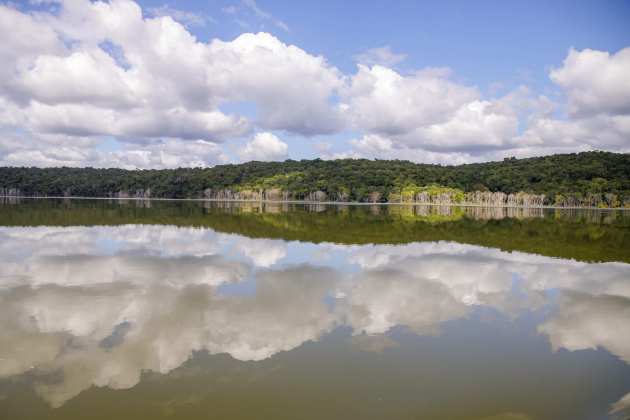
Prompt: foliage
<box><xmin>1</xmin><ymin>151</ymin><xmax>629</xmax><ymax>205</ymax></box>
<box><xmin>236</xmin><ymin>172</ymin><xmax>305</xmax><ymax>192</ymax></box>
<box><xmin>395</xmin><ymin>184</ymin><xmax>466</xmax><ymax>203</ymax></box>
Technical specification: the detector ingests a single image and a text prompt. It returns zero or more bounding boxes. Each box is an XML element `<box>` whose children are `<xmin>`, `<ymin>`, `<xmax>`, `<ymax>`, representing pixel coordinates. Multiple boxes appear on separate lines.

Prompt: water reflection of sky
<box><xmin>0</xmin><ymin>225</ymin><xmax>629</xmax><ymax>418</ymax></box>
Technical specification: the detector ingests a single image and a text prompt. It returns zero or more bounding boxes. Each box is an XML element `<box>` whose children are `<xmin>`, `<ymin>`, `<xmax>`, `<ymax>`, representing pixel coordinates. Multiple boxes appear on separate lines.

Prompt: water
<box><xmin>1</xmin><ymin>199</ymin><xmax>629</xmax><ymax>419</ymax></box>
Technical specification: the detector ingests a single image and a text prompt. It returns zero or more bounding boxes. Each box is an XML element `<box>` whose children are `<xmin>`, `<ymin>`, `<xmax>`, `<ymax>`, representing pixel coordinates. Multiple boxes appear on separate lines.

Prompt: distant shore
<box><xmin>2</xmin><ymin>195</ymin><xmax>628</xmax><ymax>211</ymax></box>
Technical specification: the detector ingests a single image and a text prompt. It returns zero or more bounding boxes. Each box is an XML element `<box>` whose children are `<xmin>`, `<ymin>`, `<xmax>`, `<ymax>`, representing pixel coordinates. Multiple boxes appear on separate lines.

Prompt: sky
<box><xmin>0</xmin><ymin>0</ymin><xmax>629</xmax><ymax>168</ymax></box>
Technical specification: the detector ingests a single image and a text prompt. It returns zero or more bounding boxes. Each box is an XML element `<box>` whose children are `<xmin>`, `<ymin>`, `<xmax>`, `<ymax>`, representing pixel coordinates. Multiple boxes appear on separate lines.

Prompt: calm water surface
<box><xmin>1</xmin><ymin>199</ymin><xmax>629</xmax><ymax>420</ymax></box>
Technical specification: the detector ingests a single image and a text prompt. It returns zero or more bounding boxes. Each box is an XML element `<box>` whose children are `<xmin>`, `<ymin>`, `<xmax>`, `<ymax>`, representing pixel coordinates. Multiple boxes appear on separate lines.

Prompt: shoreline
<box><xmin>1</xmin><ymin>195</ymin><xmax>629</xmax><ymax>211</ymax></box>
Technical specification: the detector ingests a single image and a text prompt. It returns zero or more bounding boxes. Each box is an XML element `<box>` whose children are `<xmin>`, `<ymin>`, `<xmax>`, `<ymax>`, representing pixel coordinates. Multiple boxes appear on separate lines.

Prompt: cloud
<box><xmin>503</xmin><ymin>47</ymin><xmax>630</xmax><ymax>157</ymax></box>
<box><xmin>353</xmin><ymin>46</ymin><xmax>407</xmax><ymax>67</ymax></box>
<box><xmin>0</xmin><ymin>133</ymin><xmax>230</xmax><ymax>169</ymax></box>
<box><xmin>0</xmin><ymin>1</ymin><xmax>251</xmax><ymax>145</ymax></box>
<box><xmin>147</xmin><ymin>4</ymin><xmax>213</xmax><ymax>27</ymax></box>
<box><xmin>234</xmin><ymin>237</ymin><xmax>287</xmax><ymax>266</ymax></box>
<box><xmin>343</xmin><ymin>65</ymin><xmax>478</xmax><ymax>135</ymax></box>
<box><xmin>11</xmin><ymin>49</ymin><xmax>137</xmax><ymax>107</ymax></box>
<box><xmin>242</xmin><ymin>0</ymin><xmax>289</xmax><ymax>32</ymax></box>
<box><xmin>341</xmin><ymin>268</ymin><xmax>471</xmax><ymax>335</ymax></box>
<box><xmin>339</xmin><ymin>65</ymin><xmax>523</xmax><ymax>158</ymax></box>
<box><xmin>238</xmin><ymin>132</ymin><xmax>288</xmax><ymax>162</ymax></box>
<box><xmin>1</xmin><ymin>225</ymin><xmax>630</xmax><ymax>407</ymax></box>
<box><xmin>0</xmin><ymin>0</ymin><xmax>343</xmax><ymax>167</ymax></box>
<box><xmin>344</xmin><ymin>134</ymin><xmax>488</xmax><ymax>165</ymax></box>
<box><xmin>206</xmin><ymin>32</ymin><xmax>344</xmax><ymax>135</ymax></box>
<box><xmin>105</xmin><ymin>139</ymin><xmax>230</xmax><ymax>169</ymax></box>
<box><xmin>0</xmin><ymin>258</ymin><xmax>338</xmax><ymax>406</ymax></box>
<box><xmin>611</xmin><ymin>392</ymin><xmax>630</xmax><ymax>416</ymax></box>
<box><xmin>538</xmin><ymin>292</ymin><xmax>630</xmax><ymax>364</ymax></box>
<box><xmin>550</xmin><ymin>47</ymin><xmax>630</xmax><ymax>118</ymax></box>
<box><xmin>516</xmin><ymin>114</ymin><xmax>630</xmax><ymax>151</ymax></box>
<box><xmin>0</xmin><ymin>4</ymin><xmax>64</xmax><ymax>81</ymax></box>
<box><xmin>0</xmin><ymin>1</ymin><xmax>629</xmax><ymax>167</ymax></box>
<box><xmin>339</xmin><ymin>46</ymin><xmax>630</xmax><ymax>162</ymax></box>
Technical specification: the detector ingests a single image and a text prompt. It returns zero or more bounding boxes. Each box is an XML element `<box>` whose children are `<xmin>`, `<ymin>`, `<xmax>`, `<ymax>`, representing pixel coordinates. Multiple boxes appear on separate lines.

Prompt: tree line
<box><xmin>1</xmin><ymin>151</ymin><xmax>629</xmax><ymax>207</ymax></box>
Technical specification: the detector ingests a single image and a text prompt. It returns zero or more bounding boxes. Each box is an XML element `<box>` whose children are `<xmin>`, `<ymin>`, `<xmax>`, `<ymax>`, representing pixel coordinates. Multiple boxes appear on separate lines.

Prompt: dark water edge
<box><xmin>1</xmin><ymin>197</ymin><xmax>629</xmax><ymax>263</ymax></box>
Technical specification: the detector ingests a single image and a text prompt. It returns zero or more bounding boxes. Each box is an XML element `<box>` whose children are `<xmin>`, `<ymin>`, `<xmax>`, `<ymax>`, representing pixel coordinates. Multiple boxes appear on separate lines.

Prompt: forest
<box><xmin>1</xmin><ymin>151</ymin><xmax>629</xmax><ymax>207</ymax></box>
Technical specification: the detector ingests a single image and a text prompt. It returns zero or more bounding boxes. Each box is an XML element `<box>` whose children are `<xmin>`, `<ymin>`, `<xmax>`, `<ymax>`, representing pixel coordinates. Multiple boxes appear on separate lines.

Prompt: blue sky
<box><xmin>1</xmin><ymin>0</ymin><xmax>629</xmax><ymax>167</ymax></box>
<box><xmin>141</xmin><ymin>0</ymin><xmax>630</xmax><ymax>90</ymax></box>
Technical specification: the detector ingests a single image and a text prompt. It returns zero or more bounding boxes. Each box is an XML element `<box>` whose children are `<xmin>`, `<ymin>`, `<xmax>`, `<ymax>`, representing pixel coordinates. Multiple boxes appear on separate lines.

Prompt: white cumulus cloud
<box><xmin>353</xmin><ymin>45</ymin><xmax>407</xmax><ymax>67</ymax></box>
<box><xmin>0</xmin><ymin>1</ymin><xmax>629</xmax><ymax>167</ymax></box>
<box><xmin>238</xmin><ymin>132</ymin><xmax>288</xmax><ymax>162</ymax></box>
<box><xmin>550</xmin><ymin>47</ymin><xmax>630</xmax><ymax>118</ymax></box>
<box><xmin>0</xmin><ymin>0</ymin><xmax>343</xmax><ymax>167</ymax></box>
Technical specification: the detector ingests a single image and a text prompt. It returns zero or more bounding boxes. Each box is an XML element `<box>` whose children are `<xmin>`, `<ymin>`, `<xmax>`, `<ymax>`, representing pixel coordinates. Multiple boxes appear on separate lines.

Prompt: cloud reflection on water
<box><xmin>0</xmin><ymin>225</ymin><xmax>629</xmax><ymax>408</ymax></box>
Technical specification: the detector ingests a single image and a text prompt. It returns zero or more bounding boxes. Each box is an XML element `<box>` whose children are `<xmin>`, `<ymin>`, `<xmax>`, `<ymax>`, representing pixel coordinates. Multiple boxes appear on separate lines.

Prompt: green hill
<box><xmin>1</xmin><ymin>151</ymin><xmax>629</xmax><ymax>206</ymax></box>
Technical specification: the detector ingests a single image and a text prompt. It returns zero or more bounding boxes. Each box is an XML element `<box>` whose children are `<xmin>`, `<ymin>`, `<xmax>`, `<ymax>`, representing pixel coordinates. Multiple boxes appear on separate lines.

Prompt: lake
<box><xmin>1</xmin><ymin>199</ymin><xmax>629</xmax><ymax>420</ymax></box>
